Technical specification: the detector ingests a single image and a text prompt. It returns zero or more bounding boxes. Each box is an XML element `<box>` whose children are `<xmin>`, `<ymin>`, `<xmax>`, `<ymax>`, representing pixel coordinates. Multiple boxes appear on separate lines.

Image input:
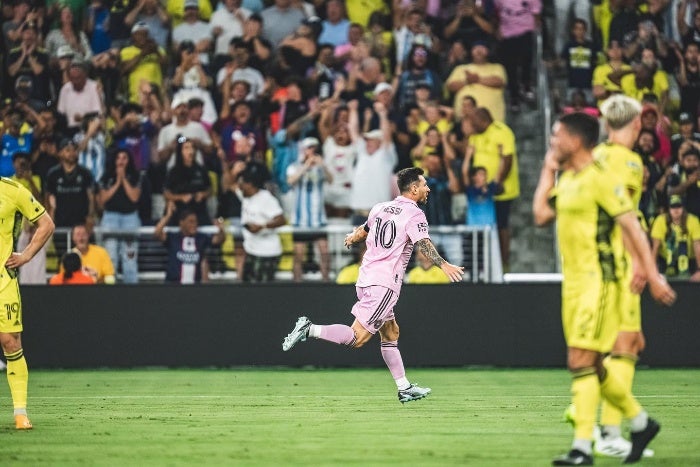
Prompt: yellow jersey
<box><xmin>594</xmin><ymin>142</ymin><xmax>643</xmax><ymax>208</ymax></box>
<box><xmin>552</xmin><ymin>161</ymin><xmax>633</xmax><ymax>282</ymax></box>
<box><xmin>620</xmin><ymin>70</ymin><xmax>669</xmax><ymax>103</ymax></box>
<box><xmin>650</xmin><ymin>213</ymin><xmax>700</xmax><ymax>276</ymax></box>
<box><xmin>0</xmin><ymin>178</ymin><xmax>46</xmax><ymax>289</ymax></box>
<box><xmin>469</xmin><ymin>121</ymin><xmax>519</xmax><ymax>201</ymax></box>
<box><xmin>591</xmin><ymin>62</ymin><xmax>632</xmax><ymax>104</ymax></box>
<box><xmin>406</xmin><ymin>265</ymin><xmax>450</xmax><ymax>284</ymax></box>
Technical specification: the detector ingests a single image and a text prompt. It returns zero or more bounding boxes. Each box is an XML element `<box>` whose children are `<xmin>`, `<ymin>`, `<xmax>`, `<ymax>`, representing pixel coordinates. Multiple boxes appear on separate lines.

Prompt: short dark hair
<box><xmin>396</xmin><ymin>167</ymin><xmax>424</xmax><ymax>193</ymax></box>
<box><xmin>469</xmin><ymin>166</ymin><xmax>487</xmax><ymax>178</ymax></box>
<box><xmin>179</xmin><ymin>209</ymin><xmax>197</xmax><ymax>222</ymax></box>
<box><xmin>61</xmin><ymin>252</ymin><xmax>82</xmax><ymax>279</ymax></box>
<box><xmin>558</xmin><ymin>112</ymin><xmax>599</xmax><ymax>149</ymax></box>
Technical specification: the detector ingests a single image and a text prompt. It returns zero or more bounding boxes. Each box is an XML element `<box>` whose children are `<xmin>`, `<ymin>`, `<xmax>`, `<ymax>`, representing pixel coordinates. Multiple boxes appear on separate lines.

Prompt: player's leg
<box><xmin>379</xmin><ymin>319</ymin><xmax>431</xmax><ymax>403</ymax></box>
<box><xmin>315</xmin><ymin>237</ymin><xmax>330</xmax><ymax>282</ymax></box>
<box><xmin>0</xmin><ymin>332</ymin><xmax>31</xmax><ymax>430</ymax></box>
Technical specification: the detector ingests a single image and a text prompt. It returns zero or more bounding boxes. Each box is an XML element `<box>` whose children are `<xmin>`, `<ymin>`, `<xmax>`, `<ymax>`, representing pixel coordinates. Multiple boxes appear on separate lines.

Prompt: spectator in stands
<box><xmin>157</xmin><ymin>95</ymin><xmax>213</xmax><ymax>167</ymax></box>
<box><xmin>552</xmin><ymin>0</ymin><xmax>591</xmax><ymax>58</ymax></box>
<box><xmin>155</xmin><ymin>203</ymin><xmax>225</xmax><ymax>284</ymax></box>
<box><xmin>446</xmin><ymin>40</ymin><xmax>506</xmax><ymax>123</ymax></box>
<box><xmin>405</xmin><ymin>249</ymin><xmax>450</xmax><ymax>284</ymax></box>
<box><xmin>70</xmin><ymin>224</ymin><xmax>116</xmax><ymax>284</ymax></box>
<box><xmin>286</xmin><ymin>137</ymin><xmax>332</xmax><ymax>281</ymax></box>
<box><xmin>605</xmin><ymin>0</ymin><xmax>643</xmax><ymax>47</ymax></box>
<box><xmin>75</xmin><ymin>113</ymin><xmax>107</xmax><ymax>183</ymax></box>
<box><xmin>675</xmin><ymin>42</ymin><xmax>700</xmax><ymax>120</ymax></box>
<box><xmin>240</xmin><ymin>13</ymin><xmax>272</xmax><ymax>72</ymax></box>
<box><xmin>172</xmin><ymin>0</ymin><xmax>212</xmax><ymax>70</ymax></box>
<box><xmin>216</xmin><ymin>38</ymin><xmax>266</xmax><ymax>100</ymax></box>
<box><xmin>620</xmin><ymin>49</ymin><xmax>670</xmax><ymax>111</ymax></box>
<box><xmin>12</xmin><ymin>151</ymin><xmax>48</xmax><ymax>284</ymax></box>
<box><xmin>218</xmin><ymin>101</ymin><xmax>263</xmax><ymax>166</ymax></box>
<box><xmin>6</xmin><ymin>21</ymin><xmax>51</xmax><ymax>103</ymax></box>
<box><xmin>395</xmin><ymin>44</ymin><xmax>442</xmax><ymax>112</ymax></box>
<box><xmin>49</xmin><ymin>252</ymin><xmax>95</xmax><ymax>285</ymax></box>
<box><xmin>468</xmin><ymin>107</ymin><xmax>519</xmax><ymax>271</ymax></box>
<box><xmin>120</xmin><ymin>22</ymin><xmax>167</xmax><ymax>104</ymax></box>
<box><xmin>319</xmin><ymin>0</ymin><xmax>350</xmax><ymax>47</ymax></box>
<box><xmin>1</xmin><ymin>110</ymin><xmax>33</xmax><ymax>177</ymax></box>
<box><xmin>640</xmin><ymin>103</ymin><xmax>672</xmax><ymax>166</ymax></box>
<box><xmin>443</xmin><ymin>0</ymin><xmax>496</xmax><ymax>48</ymax></box>
<box><xmin>86</xmin><ymin>0</ymin><xmax>112</xmax><ymax>54</ymax></box>
<box><xmin>167</xmin><ymin>0</ymin><xmax>213</xmax><ymax>28</ymax></box>
<box><xmin>560</xmin><ymin>18</ymin><xmax>598</xmax><ymax>104</ymax></box>
<box><xmin>319</xmin><ymin>103</ymin><xmax>357</xmax><ymax>219</ymax></box>
<box><xmin>164</xmin><ymin>135</ymin><xmax>212</xmax><ymax>226</ymax></box>
<box><xmin>124</xmin><ymin>0</ymin><xmax>171</xmax><ymax>48</ymax></box>
<box><xmin>261</xmin><ymin>0</ymin><xmax>306</xmax><ymax>48</ymax></box>
<box><xmin>393</xmin><ymin>7</ymin><xmax>435</xmax><ymax>66</ymax></box>
<box><xmin>238</xmin><ymin>162</ymin><xmax>286</xmax><ymax>282</ymax></box>
<box><xmin>112</xmin><ymin>102</ymin><xmax>158</xmax><ymax>174</ymax></box>
<box><xmin>170</xmin><ymin>43</ymin><xmax>218</xmax><ymax>128</ymax></box>
<box><xmin>2</xmin><ymin>0</ymin><xmax>33</xmax><ymax>52</ymax></box>
<box><xmin>462</xmin><ymin>150</ymin><xmax>503</xmax><ymax>227</ymax></box>
<box><xmin>493</xmin><ymin>0</ymin><xmax>541</xmax><ymax>112</ymax></box>
<box><xmin>668</xmin><ymin>146</ymin><xmax>700</xmax><ymax>217</ymax></box>
<box><xmin>624</xmin><ymin>18</ymin><xmax>668</xmax><ymax>64</ymax></box>
<box><xmin>44</xmin><ymin>6</ymin><xmax>93</xmax><ymax>63</ymax></box>
<box><xmin>210</xmin><ymin>0</ymin><xmax>251</xmax><ymax>70</ymax></box>
<box><xmin>31</xmin><ymin>135</ymin><xmax>60</xmax><ymax>186</ymax></box>
<box><xmin>678</xmin><ymin>0</ymin><xmax>700</xmax><ymax>48</ymax></box>
<box><xmin>51</xmin><ymin>45</ymin><xmax>75</xmax><ymax>93</ymax></box>
<box><xmin>346</xmin><ymin>57</ymin><xmax>385</xmax><ymax>112</ymax></box>
<box><xmin>56</xmin><ymin>61</ymin><xmax>104</xmax><ymax>134</ymax></box>
<box><xmin>636</xmin><ymin>128</ymin><xmax>669</xmax><ymax>210</ymax></box>
<box><xmin>650</xmin><ymin>195</ymin><xmax>700</xmax><ymax>281</ymax></box>
<box><xmin>98</xmin><ymin>148</ymin><xmax>143</xmax><ymax>284</ymax></box>
<box><xmin>561</xmin><ymin>90</ymin><xmax>600</xmax><ymax>118</ymax></box>
<box><xmin>671</xmin><ymin>112</ymin><xmax>700</xmax><ymax>165</ymax></box>
<box><xmin>46</xmin><ymin>138</ymin><xmax>96</xmax><ymax>228</ymax></box>
<box><xmin>334</xmin><ymin>23</ymin><xmax>368</xmax><ymax>73</ymax></box>
<box><xmin>592</xmin><ymin>39</ymin><xmax>632</xmax><ymax>106</ymax></box>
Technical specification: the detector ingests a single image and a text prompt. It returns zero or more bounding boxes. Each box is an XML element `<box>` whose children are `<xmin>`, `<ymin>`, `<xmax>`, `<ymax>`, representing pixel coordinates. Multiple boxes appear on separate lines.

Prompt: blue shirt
<box><xmin>164</xmin><ymin>232</ymin><xmax>211</xmax><ymax>284</ymax></box>
<box><xmin>318</xmin><ymin>19</ymin><xmax>350</xmax><ymax>47</ymax></box>
<box><xmin>1</xmin><ymin>133</ymin><xmax>33</xmax><ymax>177</ymax></box>
<box><xmin>466</xmin><ymin>182</ymin><xmax>499</xmax><ymax>227</ymax></box>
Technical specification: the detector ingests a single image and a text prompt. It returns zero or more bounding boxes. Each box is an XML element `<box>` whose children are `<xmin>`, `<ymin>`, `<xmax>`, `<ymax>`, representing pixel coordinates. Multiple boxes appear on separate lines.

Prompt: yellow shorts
<box><xmin>562</xmin><ymin>280</ymin><xmax>620</xmax><ymax>353</ymax></box>
<box><xmin>0</xmin><ymin>280</ymin><xmax>23</xmax><ymax>333</ymax></box>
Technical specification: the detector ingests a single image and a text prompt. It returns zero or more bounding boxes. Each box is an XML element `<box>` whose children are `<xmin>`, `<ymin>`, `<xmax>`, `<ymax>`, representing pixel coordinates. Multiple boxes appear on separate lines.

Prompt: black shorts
<box><xmin>495</xmin><ymin>200</ymin><xmax>512</xmax><ymax>230</ymax></box>
<box><xmin>292</xmin><ymin>232</ymin><xmax>327</xmax><ymax>242</ymax></box>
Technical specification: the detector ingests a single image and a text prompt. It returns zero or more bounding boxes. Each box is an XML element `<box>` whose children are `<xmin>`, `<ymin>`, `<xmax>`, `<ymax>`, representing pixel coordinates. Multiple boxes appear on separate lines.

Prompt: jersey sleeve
<box><xmin>595</xmin><ymin>170</ymin><xmax>634</xmax><ymax>218</ymax></box>
<box><xmin>650</xmin><ymin>215</ymin><xmax>667</xmax><ymax>241</ymax></box>
<box><xmin>406</xmin><ymin>211</ymin><xmax>430</xmax><ymax>245</ymax></box>
<box><xmin>688</xmin><ymin>214</ymin><xmax>700</xmax><ymax>240</ymax></box>
<box><xmin>14</xmin><ymin>182</ymin><xmax>46</xmax><ymax>223</ymax></box>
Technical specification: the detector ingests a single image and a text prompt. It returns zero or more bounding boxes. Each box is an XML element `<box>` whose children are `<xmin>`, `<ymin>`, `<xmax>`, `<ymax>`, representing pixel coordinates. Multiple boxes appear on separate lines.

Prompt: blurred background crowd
<box><xmin>0</xmin><ymin>0</ymin><xmax>698</xmax><ymax>284</ymax></box>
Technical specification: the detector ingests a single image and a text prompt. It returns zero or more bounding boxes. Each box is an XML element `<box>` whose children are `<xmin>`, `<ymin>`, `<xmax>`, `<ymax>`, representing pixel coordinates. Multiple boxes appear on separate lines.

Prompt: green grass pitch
<box><xmin>0</xmin><ymin>368</ymin><xmax>698</xmax><ymax>466</ymax></box>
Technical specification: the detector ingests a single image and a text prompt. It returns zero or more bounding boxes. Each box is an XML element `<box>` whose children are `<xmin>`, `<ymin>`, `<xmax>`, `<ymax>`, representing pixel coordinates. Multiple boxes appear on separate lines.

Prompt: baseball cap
<box><xmin>57</xmin><ymin>45</ymin><xmax>74</xmax><ymax>59</ymax></box>
<box><xmin>301</xmin><ymin>136</ymin><xmax>319</xmax><ymax>149</ymax></box>
<box><xmin>171</xmin><ymin>95</ymin><xmax>188</xmax><ymax>109</ymax></box>
<box><xmin>669</xmin><ymin>195</ymin><xmax>684</xmax><ymax>208</ymax></box>
<box><xmin>679</xmin><ymin>112</ymin><xmax>693</xmax><ymax>125</ymax></box>
<box><xmin>131</xmin><ymin>21</ymin><xmax>149</xmax><ymax>34</ymax></box>
<box><xmin>184</xmin><ymin>0</ymin><xmax>199</xmax><ymax>8</ymax></box>
<box><xmin>58</xmin><ymin>137</ymin><xmax>77</xmax><ymax>150</ymax></box>
<box><xmin>363</xmin><ymin>129</ymin><xmax>383</xmax><ymax>140</ymax></box>
<box><xmin>373</xmin><ymin>82</ymin><xmax>393</xmax><ymax>96</ymax></box>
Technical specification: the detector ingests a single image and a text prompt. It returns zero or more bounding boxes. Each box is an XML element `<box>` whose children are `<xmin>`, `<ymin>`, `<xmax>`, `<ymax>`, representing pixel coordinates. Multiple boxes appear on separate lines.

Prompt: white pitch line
<box><xmin>24</xmin><ymin>394</ymin><xmax>700</xmax><ymax>400</ymax></box>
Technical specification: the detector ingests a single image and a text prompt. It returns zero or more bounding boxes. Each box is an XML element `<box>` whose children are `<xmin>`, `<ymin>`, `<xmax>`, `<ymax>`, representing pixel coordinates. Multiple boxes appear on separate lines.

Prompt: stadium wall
<box><xmin>21</xmin><ymin>283</ymin><xmax>699</xmax><ymax>368</ymax></box>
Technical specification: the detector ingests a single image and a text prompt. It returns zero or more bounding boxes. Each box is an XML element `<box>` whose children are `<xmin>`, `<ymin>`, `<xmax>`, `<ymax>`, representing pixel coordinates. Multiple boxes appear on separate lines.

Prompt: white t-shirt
<box><xmin>209</xmin><ymin>7</ymin><xmax>251</xmax><ymax>55</ymax></box>
<box><xmin>240</xmin><ymin>189</ymin><xmax>284</xmax><ymax>257</ymax></box>
<box><xmin>322</xmin><ymin>137</ymin><xmax>357</xmax><ymax>208</ymax></box>
<box><xmin>157</xmin><ymin>121</ymin><xmax>212</xmax><ymax>167</ymax></box>
<box><xmin>172</xmin><ymin>21</ymin><xmax>212</xmax><ymax>65</ymax></box>
<box><xmin>350</xmin><ymin>140</ymin><xmax>397</xmax><ymax>211</ymax></box>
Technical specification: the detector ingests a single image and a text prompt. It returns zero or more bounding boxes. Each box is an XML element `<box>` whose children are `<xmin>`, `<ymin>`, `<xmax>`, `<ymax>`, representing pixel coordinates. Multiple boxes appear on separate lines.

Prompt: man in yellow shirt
<box><xmin>446</xmin><ymin>41</ymin><xmax>507</xmax><ymax>122</ymax></box>
<box><xmin>120</xmin><ymin>22</ymin><xmax>167</xmax><ymax>103</ymax></box>
<box><xmin>620</xmin><ymin>50</ymin><xmax>669</xmax><ymax>112</ymax></box>
<box><xmin>71</xmin><ymin>224</ymin><xmax>115</xmax><ymax>284</ymax></box>
<box><xmin>0</xmin><ymin>178</ymin><xmax>54</xmax><ymax>429</ymax></box>
<box><xmin>468</xmin><ymin>108</ymin><xmax>518</xmax><ymax>271</ymax></box>
<box><xmin>533</xmin><ymin>112</ymin><xmax>675</xmax><ymax>465</ymax></box>
<box><xmin>592</xmin><ymin>40</ymin><xmax>632</xmax><ymax>106</ymax></box>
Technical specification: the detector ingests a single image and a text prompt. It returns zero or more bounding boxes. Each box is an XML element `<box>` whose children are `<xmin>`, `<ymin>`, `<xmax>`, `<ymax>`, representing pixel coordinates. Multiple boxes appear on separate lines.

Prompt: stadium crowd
<box><xmin>0</xmin><ymin>0</ymin><xmax>698</xmax><ymax>284</ymax></box>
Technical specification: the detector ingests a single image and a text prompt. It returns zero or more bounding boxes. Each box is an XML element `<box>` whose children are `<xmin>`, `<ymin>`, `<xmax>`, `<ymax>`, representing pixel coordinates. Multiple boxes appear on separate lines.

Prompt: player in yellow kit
<box><xmin>0</xmin><ymin>178</ymin><xmax>54</xmax><ymax>429</ymax></box>
<box><xmin>592</xmin><ymin>94</ymin><xmax>653</xmax><ymax>458</ymax></box>
<box><xmin>533</xmin><ymin>112</ymin><xmax>675</xmax><ymax>465</ymax></box>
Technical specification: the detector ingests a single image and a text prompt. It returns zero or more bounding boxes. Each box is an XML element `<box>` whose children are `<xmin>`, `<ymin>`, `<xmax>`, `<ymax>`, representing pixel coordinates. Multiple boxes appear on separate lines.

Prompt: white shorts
<box><xmin>351</xmin><ymin>285</ymin><xmax>399</xmax><ymax>334</ymax></box>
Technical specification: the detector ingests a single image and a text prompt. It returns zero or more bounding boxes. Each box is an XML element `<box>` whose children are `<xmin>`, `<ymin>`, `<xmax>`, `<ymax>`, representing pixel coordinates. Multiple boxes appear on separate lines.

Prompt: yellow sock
<box><xmin>600</xmin><ymin>357</ymin><xmax>641</xmax><ymax>419</ymax></box>
<box><xmin>571</xmin><ymin>368</ymin><xmax>600</xmax><ymax>441</ymax></box>
<box><xmin>600</xmin><ymin>354</ymin><xmax>637</xmax><ymax>427</ymax></box>
<box><xmin>5</xmin><ymin>349</ymin><xmax>28</xmax><ymax>410</ymax></box>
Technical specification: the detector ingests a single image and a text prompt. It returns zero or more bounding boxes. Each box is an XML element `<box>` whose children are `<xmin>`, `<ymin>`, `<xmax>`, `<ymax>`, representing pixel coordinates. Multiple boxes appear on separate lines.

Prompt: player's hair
<box><xmin>558</xmin><ymin>112</ymin><xmax>599</xmax><ymax>149</ymax></box>
<box><xmin>600</xmin><ymin>95</ymin><xmax>642</xmax><ymax>130</ymax></box>
<box><xmin>396</xmin><ymin>167</ymin><xmax>424</xmax><ymax>193</ymax></box>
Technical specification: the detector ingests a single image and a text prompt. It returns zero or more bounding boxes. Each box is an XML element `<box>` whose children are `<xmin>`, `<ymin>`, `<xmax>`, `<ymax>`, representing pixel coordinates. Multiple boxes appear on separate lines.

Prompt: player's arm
<box><xmin>616</xmin><ymin>211</ymin><xmax>676</xmax><ymax>305</ymax></box>
<box><xmin>414</xmin><ymin>238</ymin><xmax>464</xmax><ymax>282</ymax></box>
<box><xmin>5</xmin><ymin>213</ymin><xmax>55</xmax><ymax>269</ymax></box>
<box><xmin>344</xmin><ymin>224</ymin><xmax>369</xmax><ymax>249</ymax></box>
<box><xmin>533</xmin><ymin>149</ymin><xmax>558</xmax><ymax>226</ymax></box>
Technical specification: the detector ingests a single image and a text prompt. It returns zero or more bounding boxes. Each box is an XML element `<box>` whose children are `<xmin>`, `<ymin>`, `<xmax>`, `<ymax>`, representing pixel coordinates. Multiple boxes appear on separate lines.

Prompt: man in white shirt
<box><xmin>57</xmin><ymin>61</ymin><xmax>104</xmax><ymax>132</ymax></box>
<box><xmin>210</xmin><ymin>0</ymin><xmax>250</xmax><ymax>59</ymax></box>
<box><xmin>172</xmin><ymin>0</ymin><xmax>212</xmax><ymax>67</ymax></box>
<box><xmin>157</xmin><ymin>95</ymin><xmax>213</xmax><ymax>167</ymax></box>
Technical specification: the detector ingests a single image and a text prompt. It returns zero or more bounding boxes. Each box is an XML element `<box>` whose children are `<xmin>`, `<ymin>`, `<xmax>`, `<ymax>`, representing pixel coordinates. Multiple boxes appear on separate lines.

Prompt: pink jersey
<box><xmin>356</xmin><ymin>196</ymin><xmax>430</xmax><ymax>293</ymax></box>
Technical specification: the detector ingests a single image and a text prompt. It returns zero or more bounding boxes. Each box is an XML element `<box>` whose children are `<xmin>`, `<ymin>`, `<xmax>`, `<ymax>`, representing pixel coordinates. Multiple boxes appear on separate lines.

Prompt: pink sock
<box><xmin>317</xmin><ymin>325</ymin><xmax>356</xmax><ymax>346</ymax></box>
<box><xmin>380</xmin><ymin>341</ymin><xmax>406</xmax><ymax>380</ymax></box>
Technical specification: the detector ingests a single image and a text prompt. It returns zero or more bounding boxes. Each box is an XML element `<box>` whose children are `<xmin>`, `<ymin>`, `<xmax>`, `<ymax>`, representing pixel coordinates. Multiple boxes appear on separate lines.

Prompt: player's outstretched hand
<box><xmin>649</xmin><ymin>274</ymin><xmax>676</xmax><ymax>306</ymax></box>
<box><xmin>441</xmin><ymin>263</ymin><xmax>465</xmax><ymax>283</ymax></box>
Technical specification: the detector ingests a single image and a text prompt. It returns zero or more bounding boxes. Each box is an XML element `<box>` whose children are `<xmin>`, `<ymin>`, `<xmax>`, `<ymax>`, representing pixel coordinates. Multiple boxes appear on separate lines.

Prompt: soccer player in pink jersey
<box><xmin>282</xmin><ymin>167</ymin><xmax>464</xmax><ymax>403</ymax></box>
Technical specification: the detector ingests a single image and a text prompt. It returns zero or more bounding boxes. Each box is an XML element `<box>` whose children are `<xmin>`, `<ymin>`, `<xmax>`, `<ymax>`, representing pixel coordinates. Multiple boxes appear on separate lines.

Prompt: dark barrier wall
<box><xmin>20</xmin><ymin>283</ymin><xmax>699</xmax><ymax>368</ymax></box>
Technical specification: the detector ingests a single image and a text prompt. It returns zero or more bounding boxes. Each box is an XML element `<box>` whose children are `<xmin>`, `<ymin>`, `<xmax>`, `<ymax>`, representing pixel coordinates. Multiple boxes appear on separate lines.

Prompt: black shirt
<box><xmin>45</xmin><ymin>164</ymin><xmax>94</xmax><ymax>227</ymax></box>
<box><xmin>164</xmin><ymin>163</ymin><xmax>212</xmax><ymax>225</ymax></box>
<box><xmin>6</xmin><ymin>47</ymin><xmax>51</xmax><ymax>102</ymax></box>
<box><xmin>99</xmin><ymin>172</ymin><xmax>142</xmax><ymax>214</ymax></box>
